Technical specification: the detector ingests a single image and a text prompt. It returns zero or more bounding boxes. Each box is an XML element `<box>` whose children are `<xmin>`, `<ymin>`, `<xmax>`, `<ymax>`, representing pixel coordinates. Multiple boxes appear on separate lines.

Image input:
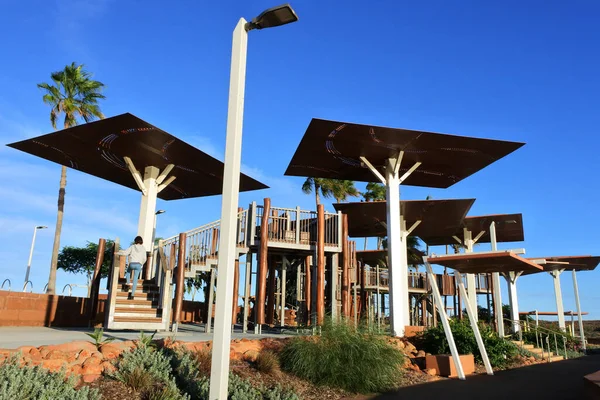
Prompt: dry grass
<box><xmin>255</xmin><ymin>350</ymin><xmax>280</xmax><ymax>375</ymax></box>
<box><xmin>193</xmin><ymin>348</ymin><xmax>212</xmax><ymax>377</ymax></box>
<box><xmin>120</xmin><ymin>367</ymin><xmax>153</xmax><ymax>392</ymax></box>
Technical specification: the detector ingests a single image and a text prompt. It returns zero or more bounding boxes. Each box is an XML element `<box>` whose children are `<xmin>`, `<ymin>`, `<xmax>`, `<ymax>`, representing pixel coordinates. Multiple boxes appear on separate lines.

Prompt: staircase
<box><xmin>511</xmin><ymin>340</ymin><xmax>564</xmax><ymax>362</ymax></box>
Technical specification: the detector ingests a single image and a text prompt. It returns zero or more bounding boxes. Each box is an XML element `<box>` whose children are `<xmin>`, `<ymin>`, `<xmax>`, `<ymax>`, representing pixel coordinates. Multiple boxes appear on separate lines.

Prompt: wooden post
<box><xmin>89</xmin><ymin>238</ymin><xmax>106</xmax><ymax>324</ymax></box>
<box><xmin>316</xmin><ymin>204</ymin><xmax>325</xmax><ymax>325</ymax></box>
<box><xmin>232</xmin><ymin>259</ymin><xmax>240</xmax><ymax>325</ymax></box>
<box><xmin>360</xmin><ymin>261</ymin><xmax>367</xmax><ymax>319</ymax></box>
<box><xmin>304</xmin><ymin>255</ymin><xmax>311</xmax><ymax>325</ymax></box>
<box><xmin>256</xmin><ymin>198</ymin><xmax>270</xmax><ymax>325</ymax></box>
<box><xmin>211</xmin><ymin>228</ymin><xmax>219</xmax><ymax>257</ymax></box>
<box><xmin>266</xmin><ymin>255</ymin><xmax>276</xmax><ymax>325</ymax></box>
<box><xmin>172</xmin><ymin>233</ymin><xmax>186</xmax><ymax>331</ymax></box>
<box><xmin>341</xmin><ymin>214</ymin><xmax>349</xmax><ymax>318</ymax></box>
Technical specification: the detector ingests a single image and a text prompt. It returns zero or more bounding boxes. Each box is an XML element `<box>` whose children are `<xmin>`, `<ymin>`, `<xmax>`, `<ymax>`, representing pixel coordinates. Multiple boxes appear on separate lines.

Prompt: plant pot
<box><xmin>425</xmin><ymin>354</ymin><xmax>475</xmax><ymax>378</ymax></box>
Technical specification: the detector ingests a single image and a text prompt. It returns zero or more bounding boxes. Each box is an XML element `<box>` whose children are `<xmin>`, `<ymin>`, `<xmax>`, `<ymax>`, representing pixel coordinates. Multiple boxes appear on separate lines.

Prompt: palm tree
<box><xmin>38</xmin><ymin>62</ymin><xmax>106</xmax><ymax>294</ymax></box>
<box><xmin>331</xmin><ymin>180</ymin><xmax>360</xmax><ymax>203</ymax></box>
<box><xmin>362</xmin><ymin>182</ymin><xmax>386</xmax><ymax>202</ymax></box>
<box><xmin>302</xmin><ymin>178</ymin><xmax>335</xmax><ymax>210</ymax></box>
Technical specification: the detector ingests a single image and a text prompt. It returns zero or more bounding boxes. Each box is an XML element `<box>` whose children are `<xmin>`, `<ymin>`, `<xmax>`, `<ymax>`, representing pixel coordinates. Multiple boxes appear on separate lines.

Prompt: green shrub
<box><xmin>111</xmin><ymin>346</ymin><xmax>188</xmax><ymax>399</ymax></box>
<box><xmin>280</xmin><ymin>319</ymin><xmax>404</xmax><ymax>393</ymax></box>
<box><xmin>0</xmin><ymin>354</ymin><xmax>100</xmax><ymax>400</ymax></box>
<box><xmin>415</xmin><ymin>320</ymin><xmax>517</xmax><ymax>367</ymax></box>
<box><xmin>169</xmin><ymin>349</ymin><xmax>298</xmax><ymax>400</ymax></box>
<box><xmin>85</xmin><ymin>327</ymin><xmax>115</xmax><ymax>349</ymax></box>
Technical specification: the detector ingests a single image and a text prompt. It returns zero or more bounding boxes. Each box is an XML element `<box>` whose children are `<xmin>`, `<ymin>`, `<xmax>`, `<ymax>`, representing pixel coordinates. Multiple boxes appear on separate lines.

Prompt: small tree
<box><xmin>57</xmin><ymin>240</ymin><xmax>114</xmax><ymax>295</ymax></box>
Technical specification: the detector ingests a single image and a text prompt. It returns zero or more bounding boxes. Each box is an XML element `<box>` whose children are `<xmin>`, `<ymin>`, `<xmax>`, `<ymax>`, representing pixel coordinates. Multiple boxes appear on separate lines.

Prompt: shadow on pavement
<box><xmin>376</xmin><ymin>355</ymin><xmax>600</xmax><ymax>400</ymax></box>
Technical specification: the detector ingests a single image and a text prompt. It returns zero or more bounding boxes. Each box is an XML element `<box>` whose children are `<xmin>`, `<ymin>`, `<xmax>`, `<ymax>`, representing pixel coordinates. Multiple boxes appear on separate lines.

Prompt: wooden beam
<box><xmin>316</xmin><ymin>204</ymin><xmax>325</xmax><ymax>325</ymax></box>
<box><xmin>89</xmin><ymin>238</ymin><xmax>106</xmax><ymax>324</ymax></box>
<box><xmin>172</xmin><ymin>233</ymin><xmax>186</xmax><ymax>327</ymax></box>
<box><xmin>232</xmin><ymin>259</ymin><xmax>240</xmax><ymax>325</ymax></box>
<box><xmin>341</xmin><ymin>213</ymin><xmax>350</xmax><ymax>318</ymax></box>
<box><xmin>256</xmin><ymin>198</ymin><xmax>270</xmax><ymax>325</ymax></box>
<box><xmin>304</xmin><ymin>255</ymin><xmax>311</xmax><ymax>325</ymax></box>
<box><xmin>266</xmin><ymin>254</ymin><xmax>276</xmax><ymax>325</ymax></box>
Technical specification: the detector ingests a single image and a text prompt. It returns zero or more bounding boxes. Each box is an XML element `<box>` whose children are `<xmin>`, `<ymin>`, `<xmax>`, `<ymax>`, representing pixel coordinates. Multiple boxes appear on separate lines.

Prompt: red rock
<box><xmin>39</xmin><ymin>347</ymin><xmax>50</xmax><ymax>359</ymax></box>
<box><xmin>82</xmin><ymin>356</ymin><xmax>103</xmax><ymax>367</ymax></box>
<box><xmin>425</xmin><ymin>368</ymin><xmax>437</xmax><ymax>376</ymax></box>
<box><xmin>82</xmin><ymin>374</ymin><xmax>102</xmax><ymax>383</ymax></box>
<box><xmin>100</xmin><ymin>344</ymin><xmax>123</xmax><ymax>360</ymax></box>
<box><xmin>16</xmin><ymin>346</ymin><xmax>36</xmax><ymax>355</ymax></box>
<box><xmin>47</xmin><ymin>341</ymin><xmax>98</xmax><ymax>354</ymax></box>
<box><xmin>78</xmin><ymin>350</ymin><xmax>92</xmax><ymax>361</ymax></box>
<box><xmin>45</xmin><ymin>350</ymin><xmax>67</xmax><ymax>360</ymax></box>
<box><xmin>41</xmin><ymin>359</ymin><xmax>68</xmax><ymax>373</ymax></box>
<box><xmin>70</xmin><ymin>365</ymin><xmax>83</xmax><ymax>375</ymax></box>
<box><xmin>82</xmin><ymin>363</ymin><xmax>103</xmax><ymax>376</ymax></box>
<box><xmin>101</xmin><ymin>361</ymin><xmax>116</xmax><ymax>373</ymax></box>
<box><xmin>90</xmin><ymin>351</ymin><xmax>104</xmax><ymax>360</ymax></box>
<box><xmin>28</xmin><ymin>348</ymin><xmax>43</xmax><ymax>362</ymax></box>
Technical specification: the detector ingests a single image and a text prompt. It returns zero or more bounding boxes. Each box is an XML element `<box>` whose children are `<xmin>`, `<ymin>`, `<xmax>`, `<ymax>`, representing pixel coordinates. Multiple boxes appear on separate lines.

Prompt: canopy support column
<box><xmin>361</xmin><ymin>152</ymin><xmax>420</xmax><ymax>336</ymax></box>
<box><xmin>456</xmin><ymin>271</ymin><xmax>493</xmax><ymax>375</ymax></box>
<box><xmin>550</xmin><ymin>269</ymin><xmax>566</xmax><ymax>331</ymax></box>
<box><xmin>462</xmin><ymin>229</ymin><xmax>478</xmax><ymax>321</ymax></box>
<box><xmin>124</xmin><ymin>157</ymin><xmax>176</xmax><ymax>251</ymax></box>
<box><xmin>424</xmin><ymin>257</ymin><xmax>466</xmax><ymax>380</ymax></box>
<box><xmin>503</xmin><ymin>271</ymin><xmax>522</xmax><ymax>333</ymax></box>
<box><xmin>572</xmin><ymin>269</ymin><xmax>586</xmax><ymax>351</ymax></box>
<box><xmin>489</xmin><ymin>222</ymin><xmax>504</xmax><ymax>337</ymax></box>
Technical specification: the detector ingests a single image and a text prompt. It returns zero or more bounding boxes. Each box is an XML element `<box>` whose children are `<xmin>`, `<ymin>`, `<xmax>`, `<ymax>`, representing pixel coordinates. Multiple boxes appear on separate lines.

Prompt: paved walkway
<box><xmin>0</xmin><ymin>324</ymin><xmax>287</xmax><ymax>349</ymax></box>
<box><xmin>377</xmin><ymin>355</ymin><xmax>600</xmax><ymax>400</ymax></box>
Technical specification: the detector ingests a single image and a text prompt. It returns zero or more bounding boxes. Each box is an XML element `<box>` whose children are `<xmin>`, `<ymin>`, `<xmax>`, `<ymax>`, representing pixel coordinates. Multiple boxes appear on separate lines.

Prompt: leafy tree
<box><xmin>362</xmin><ymin>182</ymin><xmax>386</xmax><ymax>202</ymax></box>
<box><xmin>331</xmin><ymin>180</ymin><xmax>360</xmax><ymax>203</ymax></box>
<box><xmin>57</xmin><ymin>240</ymin><xmax>114</xmax><ymax>295</ymax></box>
<box><xmin>302</xmin><ymin>178</ymin><xmax>334</xmax><ymax>210</ymax></box>
<box><xmin>38</xmin><ymin>62</ymin><xmax>106</xmax><ymax>294</ymax></box>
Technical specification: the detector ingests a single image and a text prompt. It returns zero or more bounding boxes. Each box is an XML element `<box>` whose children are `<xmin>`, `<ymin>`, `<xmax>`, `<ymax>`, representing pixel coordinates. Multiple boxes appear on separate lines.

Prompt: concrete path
<box><xmin>0</xmin><ymin>324</ymin><xmax>288</xmax><ymax>349</ymax></box>
<box><xmin>377</xmin><ymin>355</ymin><xmax>600</xmax><ymax>400</ymax></box>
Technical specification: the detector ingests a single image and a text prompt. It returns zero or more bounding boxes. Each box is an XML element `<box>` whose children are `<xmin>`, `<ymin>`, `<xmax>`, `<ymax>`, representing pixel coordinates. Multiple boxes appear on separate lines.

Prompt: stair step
<box><xmin>115</xmin><ymin>307</ymin><xmax>160</xmax><ymax>314</ymax></box>
<box><xmin>115</xmin><ymin>299</ymin><xmax>158</xmax><ymax>307</ymax></box>
<box><xmin>549</xmin><ymin>355</ymin><xmax>564</xmax><ymax>362</ymax></box>
<box><xmin>113</xmin><ymin>316</ymin><xmax>162</xmax><ymax>323</ymax></box>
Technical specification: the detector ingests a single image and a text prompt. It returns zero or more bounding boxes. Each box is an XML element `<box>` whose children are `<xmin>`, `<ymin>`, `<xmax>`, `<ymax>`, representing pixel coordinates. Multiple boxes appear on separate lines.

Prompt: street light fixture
<box><xmin>23</xmin><ymin>225</ymin><xmax>48</xmax><ymax>291</ymax></box>
<box><xmin>152</xmin><ymin>210</ymin><xmax>166</xmax><ymax>247</ymax></box>
<box><xmin>210</xmin><ymin>4</ymin><xmax>298</xmax><ymax>399</ymax></box>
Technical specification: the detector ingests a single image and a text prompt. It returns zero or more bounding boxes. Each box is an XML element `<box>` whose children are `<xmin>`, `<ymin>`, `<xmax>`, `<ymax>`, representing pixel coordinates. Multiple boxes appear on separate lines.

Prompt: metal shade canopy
<box><xmin>285</xmin><ymin>118</ymin><xmax>525</xmax><ymax>188</ymax></box>
<box><xmin>418</xmin><ymin>213</ymin><xmax>525</xmax><ymax>246</ymax></box>
<box><xmin>7</xmin><ymin>113</ymin><xmax>268</xmax><ymax>200</ymax></box>
<box><xmin>522</xmin><ymin>255</ymin><xmax>600</xmax><ymax>275</ymax></box>
<box><xmin>427</xmin><ymin>252</ymin><xmax>543</xmax><ymax>274</ymax></box>
<box><xmin>333</xmin><ymin>199</ymin><xmax>475</xmax><ymax>239</ymax></box>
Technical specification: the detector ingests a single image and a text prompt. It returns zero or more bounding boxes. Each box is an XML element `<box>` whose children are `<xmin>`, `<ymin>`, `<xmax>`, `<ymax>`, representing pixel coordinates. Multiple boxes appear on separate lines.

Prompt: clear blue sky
<box><xmin>1</xmin><ymin>0</ymin><xmax>599</xmax><ymax>319</ymax></box>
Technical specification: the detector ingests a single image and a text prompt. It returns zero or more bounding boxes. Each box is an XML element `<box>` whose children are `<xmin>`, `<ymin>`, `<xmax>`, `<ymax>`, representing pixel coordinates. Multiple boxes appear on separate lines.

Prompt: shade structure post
<box><xmin>341</xmin><ymin>214</ymin><xmax>350</xmax><ymax>317</ymax></box>
<box><xmin>572</xmin><ymin>269</ymin><xmax>586</xmax><ymax>351</ymax></box>
<box><xmin>209</xmin><ymin>17</ymin><xmax>248</xmax><ymax>400</ymax></box>
<box><xmin>504</xmin><ymin>271</ymin><xmax>521</xmax><ymax>333</ymax></box>
<box><xmin>384</xmin><ymin>156</ymin><xmax>406</xmax><ymax>336</ymax></box>
<box><xmin>463</xmin><ymin>228</ymin><xmax>478</xmax><ymax>321</ymax></box>
<box><xmin>242</xmin><ymin>255</ymin><xmax>252</xmax><ymax>333</ymax></box>
<box><xmin>280</xmin><ymin>258</ymin><xmax>287</xmax><ymax>327</ymax></box>
<box><xmin>424</xmin><ymin>258</ymin><xmax>466</xmax><ymax>380</ymax></box>
<box><xmin>316</xmin><ymin>204</ymin><xmax>325</xmax><ymax>325</ymax></box>
<box><xmin>136</xmin><ymin>166</ymin><xmax>160</xmax><ymax>250</ymax></box>
<box><xmin>550</xmin><ymin>269</ymin><xmax>566</xmax><ymax>331</ymax></box>
<box><xmin>489</xmin><ymin>222</ymin><xmax>504</xmax><ymax>337</ymax></box>
<box><xmin>172</xmin><ymin>233</ymin><xmax>186</xmax><ymax>332</ymax></box>
<box><xmin>455</xmin><ymin>271</ymin><xmax>493</xmax><ymax>375</ymax></box>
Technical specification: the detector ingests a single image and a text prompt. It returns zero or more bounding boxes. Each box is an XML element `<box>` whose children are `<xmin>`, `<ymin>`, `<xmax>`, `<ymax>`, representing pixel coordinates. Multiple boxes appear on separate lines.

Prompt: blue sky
<box><xmin>1</xmin><ymin>0</ymin><xmax>599</xmax><ymax>320</ymax></box>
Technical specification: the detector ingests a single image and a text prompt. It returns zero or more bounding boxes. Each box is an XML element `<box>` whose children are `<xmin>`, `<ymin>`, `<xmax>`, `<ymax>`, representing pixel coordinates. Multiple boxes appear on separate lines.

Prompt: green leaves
<box><xmin>37</xmin><ymin>62</ymin><xmax>105</xmax><ymax>129</ymax></box>
<box><xmin>57</xmin><ymin>240</ymin><xmax>114</xmax><ymax>279</ymax></box>
<box><xmin>85</xmin><ymin>328</ymin><xmax>115</xmax><ymax>349</ymax></box>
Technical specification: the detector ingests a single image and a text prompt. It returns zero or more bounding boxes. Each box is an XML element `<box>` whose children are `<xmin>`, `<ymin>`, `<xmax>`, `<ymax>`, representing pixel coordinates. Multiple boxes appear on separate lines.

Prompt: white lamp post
<box><xmin>23</xmin><ymin>225</ymin><xmax>47</xmax><ymax>291</ymax></box>
<box><xmin>209</xmin><ymin>4</ymin><xmax>298</xmax><ymax>399</ymax></box>
<box><xmin>152</xmin><ymin>209</ymin><xmax>166</xmax><ymax>247</ymax></box>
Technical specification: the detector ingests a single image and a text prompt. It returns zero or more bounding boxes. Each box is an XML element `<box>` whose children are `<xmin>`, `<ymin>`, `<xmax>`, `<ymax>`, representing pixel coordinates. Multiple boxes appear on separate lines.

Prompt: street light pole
<box><xmin>24</xmin><ymin>225</ymin><xmax>47</xmax><ymax>291</ymax></box>
<box><xmin>209</xmin><ymin>5</ymin><xmax>298</xmax><ymax>399</ymax></box>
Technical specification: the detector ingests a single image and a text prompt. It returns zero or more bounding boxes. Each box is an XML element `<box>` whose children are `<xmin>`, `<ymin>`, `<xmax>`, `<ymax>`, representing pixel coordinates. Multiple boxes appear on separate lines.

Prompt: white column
<box><xmin>280</xmin><ymin>259</ymin><xmax>287</xmax><ymax>327</ymax></box>
<box><xmin>505</xmin><ymin>272</ymin><xmax>521</xmax><ymax>333</ymax></box>
<box><xmin>572</xmin><ymin>270</ymin><xmax>586</xmax><ymax>350</ymax></box>
<box><xmin>424</xmin><ymin>259</ymin><xmax>466</xmax><ymax>380</ymax></box>
<box><xmin>330</xmin><ymin>254</ymin><xmax>338</xmax><ymax>321</ymax></box>
<box><xmin>209</xmin><ymin>18</ymin><xmax>248</xmax><ymax>400</ymax></box>
<box><xmin>550</xmin><ymin>269</ymin><xmax>566</xmax><ymax>331</ymax></box>
<box><xmin>489</xmin><ymin>222</ymin><xmax>504</xmax><ymax>337</ymax></box>
<box><xmin>385</xmin><ymin>157</ymin><xmax>405</xmax><ymax>337</ymax></box>
<box><xmin>137</xmin><ymin>166</ymin><xmax>160</xmax><ymax>251</ymax></box>
<box><xmin>463</xmin><ymin>229</ymin><xmax>478</xmax><ymax>321</ymax></box>
<box><xmin>456</xmin><ymin>271</ymin><xmax>493</xmax><ymax>375</ymax></box>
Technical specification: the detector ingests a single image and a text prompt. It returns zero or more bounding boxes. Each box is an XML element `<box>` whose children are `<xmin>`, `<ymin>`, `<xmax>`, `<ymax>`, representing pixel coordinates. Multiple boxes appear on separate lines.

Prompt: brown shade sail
<box><xmin>333</xmin><ymin>199</ymin><xmax>475</xmax><ymax>241</ymax></box>
<box><xmin>285</xmin><ymin>118</ymin><xmax>525</xmax><ymax>188</ymax></box>
<box><xmin>425</xmin><ymin>252</ymin><xmax>543</xmax><ymax>274</ymax></box>
<box><xmin>522</xmin><ymin>256</ymin><xmax>600</xmax><ymax>275</ymax></box>
<box><xmin>356</xmin><ymin>250</ymin><xmax>388</xmax><ymax>267</ymax></box>
<box><xmin>7</xmin><ymin>113</ymin><xmax>268</xmax><ymax>200</ymax></box>
<box><xmin>419</xmin><ymin>213</ymin><xmax>525</xmax><ymax>246</ymax></box>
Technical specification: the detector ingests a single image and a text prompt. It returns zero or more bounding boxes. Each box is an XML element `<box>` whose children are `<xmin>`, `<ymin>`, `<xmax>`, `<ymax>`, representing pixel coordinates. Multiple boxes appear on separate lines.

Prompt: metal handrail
<box><xmin>61</xmin><ymin>284</ymin><xmax>73</xmax><ymax>296</ymax></box>
<box><xmin>43</xmin><ymin>283</ymin><xmax>48</xmax><ymax>293</ymax></box>
<box><xmin>1</xmin><ymin>279</ymin><xmax>10</xmax><ymax>291</ymax></box>
<box><xmin>504</xmin><ymin>318</ymin><xmax>572</xmax><ymax>361</ymax></box>
<box><xmin>162</xmin><ymin>209</ymin><xmax>248</xmax><ymax>244</ymax></box>
<box><xmin>22</xmin><ymin>281</ymin><xmax>33</xmax><ymax>293</ymax></box>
